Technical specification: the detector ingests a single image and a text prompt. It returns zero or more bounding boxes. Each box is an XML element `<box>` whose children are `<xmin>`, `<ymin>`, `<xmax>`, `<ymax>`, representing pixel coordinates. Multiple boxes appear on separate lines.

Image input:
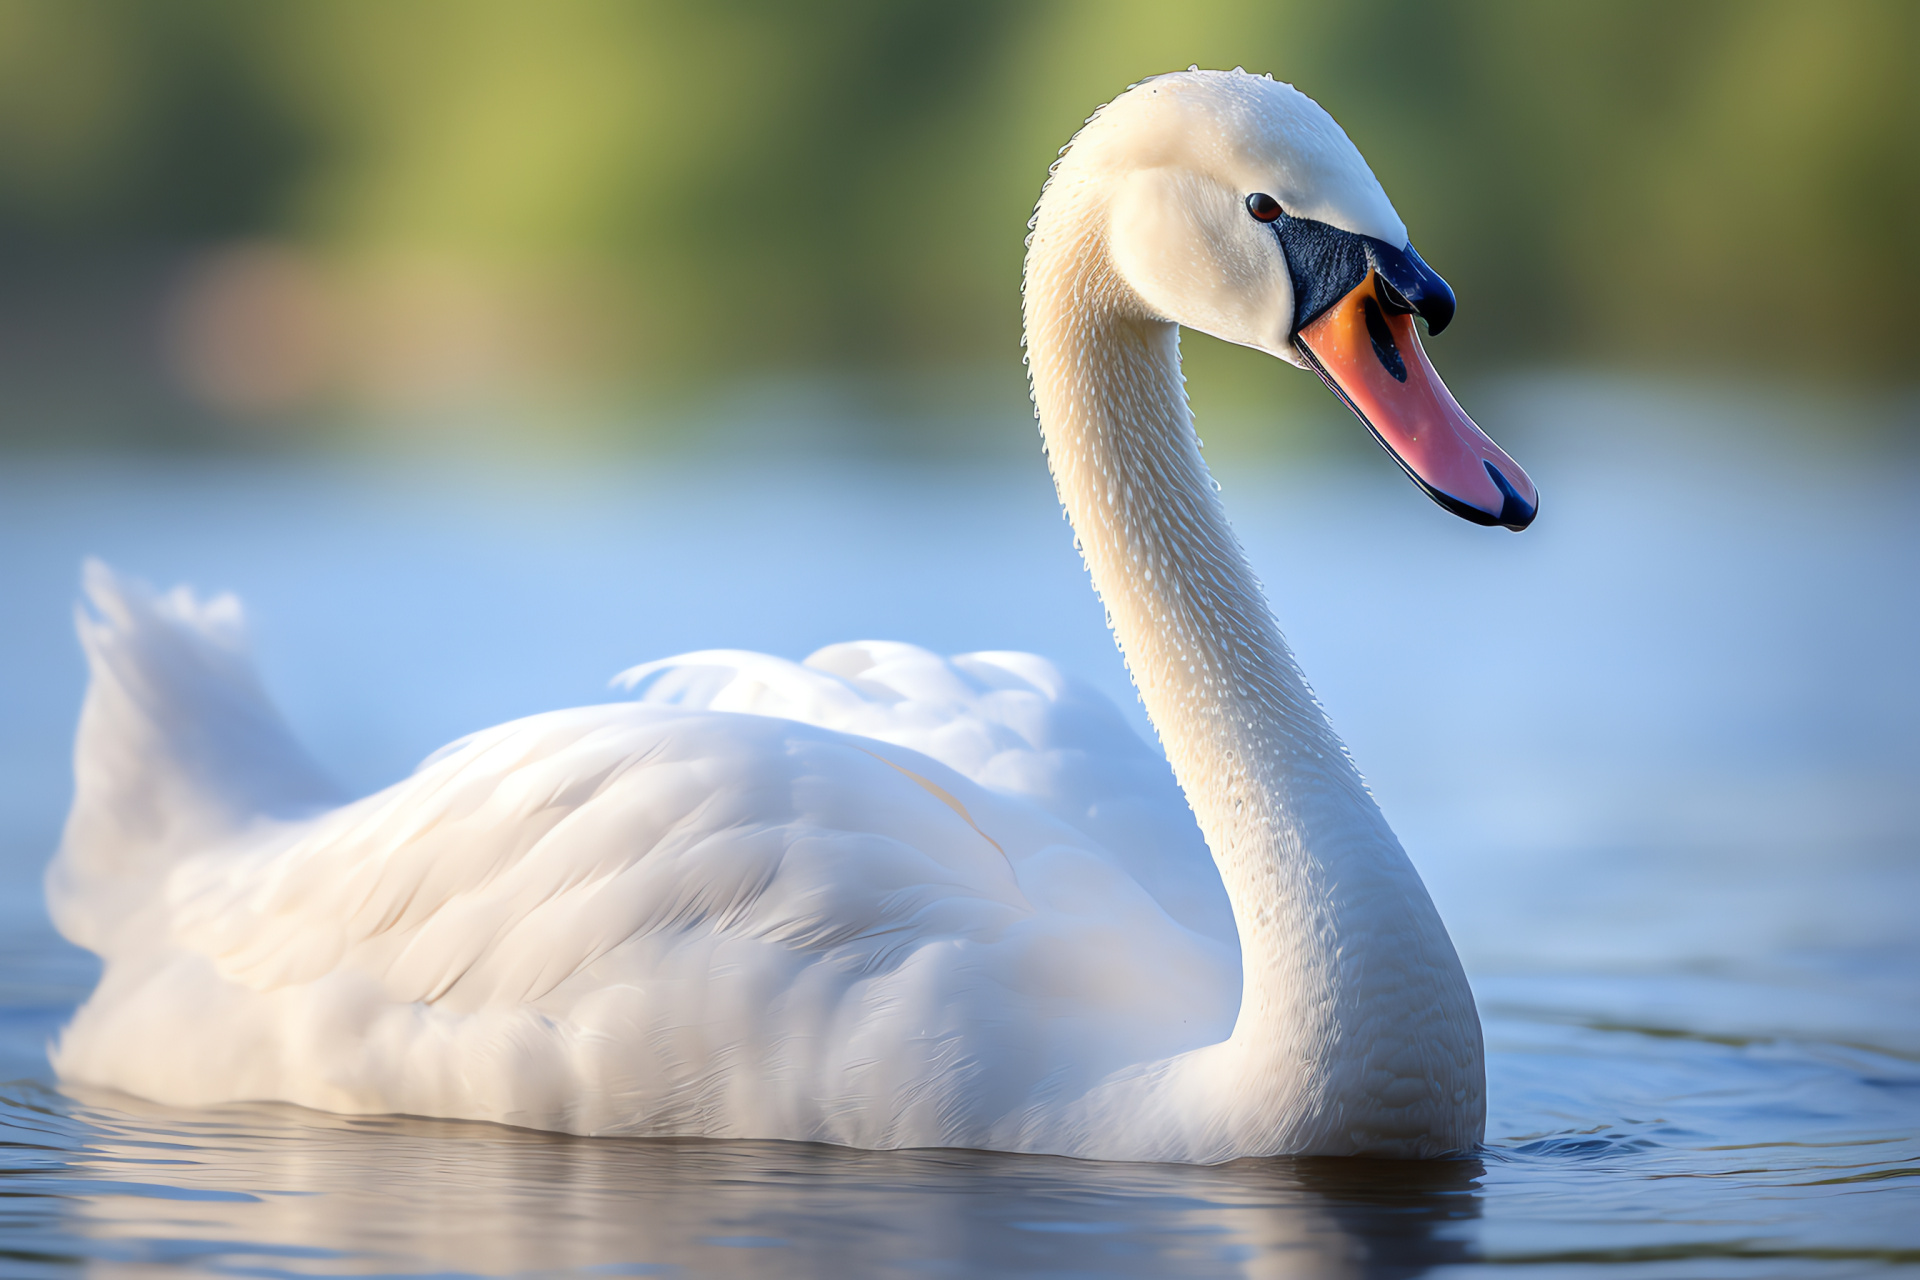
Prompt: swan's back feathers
<box><xmin>617</xmin><ymin>642</ymin><xmax>1235</xmax><ymax>943</ymax></box>
<box><xmin>48</xmin><ymin>562</ymin><xmax>338</xmax><ymax>954</ymax></box>
<box><xmin>164</xmin><ymin>708</ymin><xmax>1037</xmax><ymax>1008</ymax></box>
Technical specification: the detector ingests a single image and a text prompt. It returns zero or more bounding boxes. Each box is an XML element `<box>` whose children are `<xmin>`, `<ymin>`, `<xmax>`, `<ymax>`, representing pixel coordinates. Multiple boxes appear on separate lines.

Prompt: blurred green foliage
<box><xmin>0</xmin><ymin>0</ymin><xmax>1912</xmax><ymax>441</ymax></box>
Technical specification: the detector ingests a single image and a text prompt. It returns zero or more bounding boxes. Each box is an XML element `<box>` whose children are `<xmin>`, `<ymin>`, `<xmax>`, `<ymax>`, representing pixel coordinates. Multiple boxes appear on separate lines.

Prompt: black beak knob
<box><xmin>1373</xmin><ymin>242</ymin><xmax>1456</xmax><ymax>336</ymax></box>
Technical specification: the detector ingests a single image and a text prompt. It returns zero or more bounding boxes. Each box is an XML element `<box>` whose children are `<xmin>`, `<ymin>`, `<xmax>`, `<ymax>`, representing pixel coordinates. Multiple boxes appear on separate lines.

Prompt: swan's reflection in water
<box><xmin>10</xmin><ymin>1083</ymin><xmax>1480</xmax><ymax>1277</ymax></box>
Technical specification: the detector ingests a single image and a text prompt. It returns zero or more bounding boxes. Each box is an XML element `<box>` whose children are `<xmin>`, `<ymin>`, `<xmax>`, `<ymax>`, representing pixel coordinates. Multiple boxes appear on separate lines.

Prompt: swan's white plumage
<box><xmin>50</xmin><ymin>68</ymin><xmax>1485</xmax><ymax>1162</ymax></box>
<box><xmin>614</xmin><ymin>645</ymin><xmax>1237</xmax><ymax>942</ymax></box>
<box><xmin>53</xmin><ymin>568</ymin><xmax>1239</xmax><ymax>1147</ymax></box>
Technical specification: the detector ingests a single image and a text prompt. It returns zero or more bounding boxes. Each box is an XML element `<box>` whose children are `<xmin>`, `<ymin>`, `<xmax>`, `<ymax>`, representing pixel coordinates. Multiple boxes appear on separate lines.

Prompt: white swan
<box><xmin>48</xmin><ymin>69</ymin><xmax>1536</xmax><ymax>1163</ymax></box>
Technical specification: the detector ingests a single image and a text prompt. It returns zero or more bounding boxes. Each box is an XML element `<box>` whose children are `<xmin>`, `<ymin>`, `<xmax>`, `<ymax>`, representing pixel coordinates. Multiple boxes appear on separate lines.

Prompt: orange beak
<box><xmin>1295</xmin><ymin>272</ymin><xmax>1537</xmax><ymax>531</ymax></box>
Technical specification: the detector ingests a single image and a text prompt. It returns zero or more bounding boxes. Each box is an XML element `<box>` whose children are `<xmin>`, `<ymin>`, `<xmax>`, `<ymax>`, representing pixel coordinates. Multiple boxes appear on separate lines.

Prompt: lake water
<box><xmin>2</xmin><ymin>378</ymin><xmax>1916</xmax><ymax>1276</ymax></box>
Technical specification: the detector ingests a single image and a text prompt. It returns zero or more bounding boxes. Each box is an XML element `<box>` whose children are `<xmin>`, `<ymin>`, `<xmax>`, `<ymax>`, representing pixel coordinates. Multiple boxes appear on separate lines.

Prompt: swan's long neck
<box><xmin>1024</xmin><ymin>201</ymin><xmax>1482</xmax><ymax>1154</ymax></box>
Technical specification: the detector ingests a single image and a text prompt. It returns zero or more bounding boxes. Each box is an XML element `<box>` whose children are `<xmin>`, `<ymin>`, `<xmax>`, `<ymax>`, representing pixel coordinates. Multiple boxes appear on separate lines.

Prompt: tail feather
<box><xmin>48</xmin><ymin>561</ymin><xmax>339</xmax><ymax>953</ymax></box>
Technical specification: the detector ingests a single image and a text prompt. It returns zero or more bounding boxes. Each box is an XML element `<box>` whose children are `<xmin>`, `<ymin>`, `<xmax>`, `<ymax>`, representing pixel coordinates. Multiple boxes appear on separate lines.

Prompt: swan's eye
<box><xmin>1246</xmin><ymin>193</ymin><xmax>1284</xmax><ymax>223</ymax></box>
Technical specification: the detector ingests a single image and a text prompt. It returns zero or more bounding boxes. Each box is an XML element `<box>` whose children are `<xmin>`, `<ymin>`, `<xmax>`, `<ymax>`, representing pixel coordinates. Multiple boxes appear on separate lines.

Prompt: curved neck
<box><xmin>1024</xmin><ymin>202</ymin><xmax>1479</xmax><ymax>1149</ymax></box>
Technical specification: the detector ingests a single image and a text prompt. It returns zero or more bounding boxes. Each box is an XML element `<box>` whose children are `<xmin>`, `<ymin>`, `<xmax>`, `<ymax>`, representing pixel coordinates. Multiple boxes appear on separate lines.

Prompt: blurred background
<box><xmin>0</xmin><ymin>0</ymin><xmax>1914</xmax><ymax>455</ymax></box>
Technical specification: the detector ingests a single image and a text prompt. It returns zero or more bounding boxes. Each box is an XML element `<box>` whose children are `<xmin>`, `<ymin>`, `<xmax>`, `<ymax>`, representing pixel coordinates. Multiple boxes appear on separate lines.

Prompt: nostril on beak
<box><xmin>1484</xmin><ymin>462</ymin><xmax>1536</xmax><ymax>532</ymax></box>
<box><xmin>1361</xmin><ymin>295</ymin><xmax>1408</xmax><ymax>382</ymax></box>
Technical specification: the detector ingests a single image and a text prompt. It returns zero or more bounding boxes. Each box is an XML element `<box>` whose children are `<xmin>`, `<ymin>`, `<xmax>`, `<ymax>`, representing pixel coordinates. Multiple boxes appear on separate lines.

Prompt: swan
<box><xmin>47</xmin><ymin>68</ymin><xmax>1536</xmax><ymax>1163</ymax></box>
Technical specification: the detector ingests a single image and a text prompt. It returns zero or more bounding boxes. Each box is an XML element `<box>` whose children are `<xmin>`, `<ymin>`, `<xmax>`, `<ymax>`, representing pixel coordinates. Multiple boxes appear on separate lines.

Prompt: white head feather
<box><xmin>1040</xmin><ymin>69</ymin><xmax>1408</xmax><ymax>365</ymax></box>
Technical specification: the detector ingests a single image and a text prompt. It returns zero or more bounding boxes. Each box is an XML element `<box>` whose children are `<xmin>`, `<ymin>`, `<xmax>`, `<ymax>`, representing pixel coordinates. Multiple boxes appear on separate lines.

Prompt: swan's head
<box><xmin>1043</xmin><ymin>69</ymin><xmax>1536</xmax><ymax>531</ymax></box>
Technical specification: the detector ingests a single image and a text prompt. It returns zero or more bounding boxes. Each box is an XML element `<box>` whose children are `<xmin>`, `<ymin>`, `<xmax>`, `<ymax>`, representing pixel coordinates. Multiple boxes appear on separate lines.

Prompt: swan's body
<box><xmin>54</xmin><ymin>614</ymin><xmax>1245</xmax><ymax>1151</ymax></box>
<box><xmin>50</xmin><ymin>70</ymin><xmax>1529</xmax><ymax>1161</ymax></box>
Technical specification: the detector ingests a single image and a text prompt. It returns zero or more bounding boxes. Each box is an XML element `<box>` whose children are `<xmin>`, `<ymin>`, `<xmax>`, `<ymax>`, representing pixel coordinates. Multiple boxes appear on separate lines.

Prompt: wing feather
<box><xmin>62</xmin><ymin>653</ymin><xmax>1240</xmax><ymax>1140</ymax></box>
